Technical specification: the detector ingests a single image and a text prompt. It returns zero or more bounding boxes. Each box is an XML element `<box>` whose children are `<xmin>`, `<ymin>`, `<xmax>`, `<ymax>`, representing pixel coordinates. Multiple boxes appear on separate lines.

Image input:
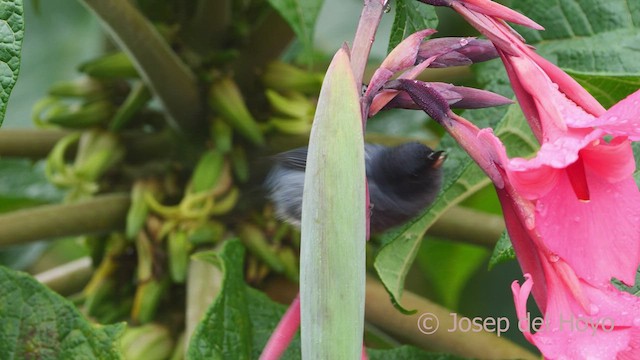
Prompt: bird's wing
<box><xmin>275</xmin><ymin>147</ymin><xmax>308</xmax><ymax>170</ymax></box>
<box><xmin>276</xmin><ymin>144</ymin><xmax>383</xmax><ymax>171</ymax></box>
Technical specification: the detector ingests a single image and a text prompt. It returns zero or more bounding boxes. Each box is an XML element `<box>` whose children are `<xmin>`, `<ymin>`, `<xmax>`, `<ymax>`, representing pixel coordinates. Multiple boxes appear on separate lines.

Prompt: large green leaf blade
<box><xmin>0</xmin><ymin>0</ymin><xmax>24</xmax><ymax>126</ymax></box>
<box><xmin>300</xmin><ymin>47</ymin><xmax>365</xmax><ymax>358</ymax></box>
<box><xmin>267</xmin><ymin>0</ymin><xmax>324</xmax><ymax>56</ymax></box>
<box><xmin>0</xmin><ymin>159</ymin><xmax>64</xmax><ymax>212</ymax></box>
<box><xmin>0</xmin><ymin>266</ymin><xmax>124</xmax><ymax>359</ymax></box>
<box><xmin>565</xmin><ymin>70</ymin><xmax>640</xmax><ymax>109</ymax></box>
<box><xmin>512</xmin><ymin>0</ymin><xmax>640</xmax><ymax>75</ymax></box>
<box><xmin>388</xmin><ymin>0</ymin><xmax>438</xmax><ymax>53</ymax></box>
<box><xmin>188</xmin><ymin>240</ymin><xmax>252</xmax><ymax>359</ymax></box>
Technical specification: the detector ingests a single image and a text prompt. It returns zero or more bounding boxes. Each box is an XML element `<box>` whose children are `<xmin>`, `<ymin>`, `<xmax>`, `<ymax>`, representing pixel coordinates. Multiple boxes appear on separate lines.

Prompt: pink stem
<box><xmin>259</xmin><ymin>294</ymin><xmax>301</xmax><ymax>360</ymax></box>
<box><xmin>350</xmin><ymin>0</ymin><xmax>388</xmax><ymax>87</ymax></box>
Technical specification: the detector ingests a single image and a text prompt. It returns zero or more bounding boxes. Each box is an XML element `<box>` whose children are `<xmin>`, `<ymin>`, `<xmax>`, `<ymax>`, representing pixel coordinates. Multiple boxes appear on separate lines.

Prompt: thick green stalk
<box><xmin>233</xmin><ymin>8</ymin><xmax>295</xmax><ymax>95</ymax></box>
<box><xmin>364</xmin><ymin>276</ymin><xmax>537</xmax><ymax>359</ymax></box>
<box><xmin>0</xmin><ymin>128</ymin><xmax>179</xmax><ymax>162</ymax></box>
<box><xmin>428</xmin><ymin>206</ymin><xmax>504</xmax><ymax>247</ymax></box>
<box><xmin>185</xmin><ymin>0</ymin><xmax>231</xmax><ymax>52</ymax></box>
<box><xmin>80</xmin><ymin>0</ymin><xmax>202</xmax><ymax>135</ymax></box>
<box><xmin>0</xmin><ymin>193</ymin><xmax>130</xmax><ymax>246</ymax></box>
<box><xmin>300</xmin><ymin>48</ymin><xmax>366</xmax><ymax>359</ymax></box>
<box><xmin>0</xmin><ymin>129</ymin><xmax>70</xmax><ymax>158</ymax></box>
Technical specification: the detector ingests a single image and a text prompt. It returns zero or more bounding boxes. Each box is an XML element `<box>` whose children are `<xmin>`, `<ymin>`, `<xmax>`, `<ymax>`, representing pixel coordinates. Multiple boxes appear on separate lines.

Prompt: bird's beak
<box><xmin>431</xmin><ymin>151</ymin><xmax>447</xmax><ymax>169</ymax></box>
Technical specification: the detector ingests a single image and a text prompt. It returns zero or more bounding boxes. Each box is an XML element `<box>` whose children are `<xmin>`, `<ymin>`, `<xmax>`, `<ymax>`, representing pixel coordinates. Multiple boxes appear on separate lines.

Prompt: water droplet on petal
<box><xmin>549</xmin><ymin>254</ymin><xmax>560</xmax><ymax>263</ymax></box>
<box><xmin>589</xmin><ymin>304</ymin><xmax>600</xmax><ymax>315</ymax></box>
<box><xmin>537</xmin><ymin>203</ymin><xmax>547</xmax><ymax>217</ymax></box>
<box><xmin>459</xmin><ymin>38</ymin><xmax>469</xmax><ymax>46</ymax></box>
<box><xmin>539</xmin><ymin>336</ymin><xmax>551</xmax><ymax>344</ymax></box>
<box><xmin>608</xmin><ymin>116</ymin><xmax>619</xmax><ymax>122</ymax></box>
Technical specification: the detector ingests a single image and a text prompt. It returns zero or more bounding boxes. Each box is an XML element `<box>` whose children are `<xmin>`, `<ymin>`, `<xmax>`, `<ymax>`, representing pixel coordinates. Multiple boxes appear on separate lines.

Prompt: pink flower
<box><xmin>389</xmin><ymin>20</ymin><xmax>640</xmax><ymax>360</ymax></box>
<box><xmin>409</xmin><ymin>1</ymin><xmax>640</xmax><ymax>358</ymax></box>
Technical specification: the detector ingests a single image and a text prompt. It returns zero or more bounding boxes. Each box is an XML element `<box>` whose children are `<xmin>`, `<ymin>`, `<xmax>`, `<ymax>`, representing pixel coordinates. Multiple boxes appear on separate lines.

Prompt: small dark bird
<box><xmin>265</xmin><ymin>142</ymin><xmax>445</xmax><ymax>232</ymax></box>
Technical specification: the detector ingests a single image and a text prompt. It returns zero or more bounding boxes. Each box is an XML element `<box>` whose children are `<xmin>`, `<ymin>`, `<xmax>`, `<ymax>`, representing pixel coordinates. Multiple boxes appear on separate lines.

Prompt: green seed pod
<box><xmin>189</xmin><ymin>149</ymin><xmax>225</xmax><ymax>194</ymax></box>
<box><xmin>168</xmin><ymin>230</ymin><xmax>190</xmax><ymax>283</ymax></box>
<box><xmin>79</xmin><ymin>52</ymin><xmax>139</xmax><ymax>79</ymax></box>
<box><xmin>208</xmin><ymin>77</ymin><xmax>265</xmax><ymax>146</ymax></box>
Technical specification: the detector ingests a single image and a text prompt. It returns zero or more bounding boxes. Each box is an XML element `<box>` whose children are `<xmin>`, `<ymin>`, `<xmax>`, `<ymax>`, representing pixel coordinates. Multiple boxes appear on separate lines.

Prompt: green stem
<box><xmin>364</xmin><ymin>276</ymin><xmax>538</xmax><ymax>359</ymax></box>
<box><xmin>80</xmin><ymin>0</ymin><xmax>202</xmax><ymax>135</ymax></box>
<box><xmin>34</xmin><ymin>257</ymin><xmax>93</xmax><ymax>296</ymax></box>
<box><xmin>0</xmin><ymin>193</ymin><xmax>130</xmax><ymax>246</ymax></box>
<box><xmin>232</xmin><ymin>8</ymin><xmax>295</xmax><ymax>95</ymax></box>
<box><xmin>428</xmin><ymin>206</ymin><xmax>504</xmax><ymax>247</ymax></box>
<box><xmin>0</xmin><ymin>129</ymin><xmax>70</xmax><ymax>158</ymax></box>
<box><xmin>0</xmin><ymin>128</ymin><xmax>179</xmax><ymax>162</ymax></box>
<box><xmin>185</xmin><ymin>0</ymin><xmax>231</xmax><ymax>52</ymax></box>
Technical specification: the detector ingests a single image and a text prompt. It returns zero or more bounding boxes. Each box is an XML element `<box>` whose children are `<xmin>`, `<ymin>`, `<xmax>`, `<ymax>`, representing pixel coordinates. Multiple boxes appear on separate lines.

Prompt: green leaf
<box><xmin>0</xmin><ymin>159</ymin><xmax>64</xmax><ymax>212</ymax></box>
<box><xmin>0</xmin><ymin>266</ymin><xmax>124</xmax><ymax>359</ymax></box>
<box><xmin>368</xmin><ymin>346</ymin><xmax>469</xmax><ymax>360</ymax></box>
<box><xmin>300</xmin><ymin>47</ymin><xmax>366</xmax><ymax>358</ymax></box>
<box><xmin>0</xmin><ymin>158</ymin><xmax>64</xmax><ymax>269</ymax></box>
<box><xmin>189</xmin><ymin>241</ymin><xmax>302</xmax><ymax>359</ymax></box>
<box><xmin>612</xmin><ymin>266</ymin><xmax>640</xmax><ymax>297</ymax></box>
<box><xmin>267</xmin><ymin>0</ymin><xmax>324</xmax><ymax>57</ymax></box>
<box><xmin>633</xmin><ymin>142</ymin><xmax>640</xmax><ymax>188</ymax></box>
<box><xmin>388</xmin><ymin>0</ymin><xmax>438</xmax><ymax>53</ymax></box>
<box><xmin>188</xmin><ymin>240</ymin><xmax>252</xmax><ymax>359</ymax></box>
<box><xmin>511</xmin><ymin>0</ymin><xmax>640</xmax><ymax>75</ymax></box>
<box><xmin>488</xmin><ymin>232</ymin><xmax>515</xmax><ymax>270</ymax></box>
<box><xmin>417</xmin><ymin>238</ymin><xmax>488</xmax><ymax>310</ymax></box>
<box><xmin>565</xmin><ymin>70</ymin><xmax>640</xmax><ymax>109</ymax></box>
<box><xmin>0</xmin><ymin>0</ymin><xmax>24</xmax><ymax>126</ymax></box>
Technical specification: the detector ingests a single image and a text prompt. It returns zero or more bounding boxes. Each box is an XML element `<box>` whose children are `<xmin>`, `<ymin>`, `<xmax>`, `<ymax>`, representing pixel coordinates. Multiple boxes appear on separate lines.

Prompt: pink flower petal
<box><xmin>457</xmin><ymin>0</ymin><xmax>544</xmax><ymax>30</ymax></box>
<box><xmin>536</xmin><ymin>169</ymin><xmax>640</xmax><ymax>286</ymax></box>
<box><xmin>525</xmin><ymin>50</ymin><xmax>606</xmax><ymax>117</ymax></box>
<box><xmin>528</xmin><ymin>267</ymin><xmax>640</xmax><ymax>359</ymax></box>
<box><xmin>581</xmin><ymin>137</ymin><xmax>636</xmax><ymax>183</ymax></box>
<box><xmin>497</xmin><ymin>188</ymin><xmax>547</xmax><ymax>308</ymax></box>
<box><xmin>511</xmin><ymin>274</ymin><xmax>535</xmax><ymax>342</ymax></box>
<box><xmin>575</xmin><ymin>90</ymin><xmax>640</xmax><ymax>140</ymax></box>
<box><xmin>380</xmin><ymin>29</ymin><xmax>437</xmax><ymax>73</ymax></box>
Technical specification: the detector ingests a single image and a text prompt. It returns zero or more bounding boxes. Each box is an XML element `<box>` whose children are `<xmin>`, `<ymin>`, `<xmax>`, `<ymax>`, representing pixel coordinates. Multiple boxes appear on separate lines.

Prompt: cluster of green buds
<box><xmin>32</xmin><ymin>38</ymin><xmax>326</xmax><ymax>338</ymax></box>
<box><xmin>262</xmin><ymin>61</ymin><xmax>323</xmax><ymax>136</ymax></box>
<box><xmin>45</xmin><ymin>130</ymin><xmax>124</xmax><ymax>201</ymax></box>
<box><xmin>240</xmin><ymin>205</ymin><xmax>300</xmax><ymax>284</ymax></box>
<box><xmin>35</xmin><ymin>51</ymin><xmax>157</xmax><ymax>201</ymax></box>
<box><xmin>33</xmin><ymin>51</ymin><xmax>150</xmax><ymax>131</ymax></box>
